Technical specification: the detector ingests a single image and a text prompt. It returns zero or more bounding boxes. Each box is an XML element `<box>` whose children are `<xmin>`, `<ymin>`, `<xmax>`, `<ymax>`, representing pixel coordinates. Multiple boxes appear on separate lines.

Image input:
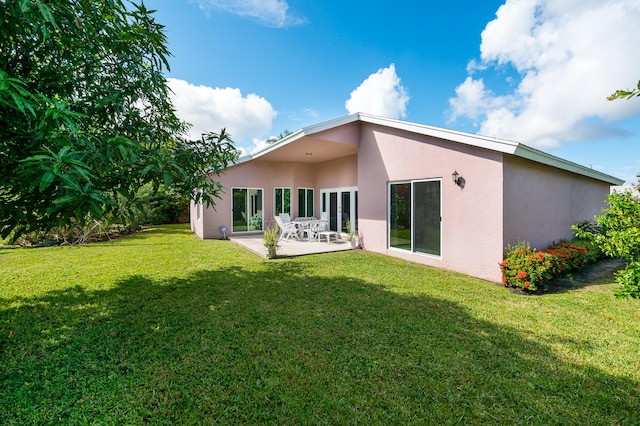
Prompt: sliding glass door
<box><xmin>232</xmin><ymin>188</ymin><xmax>263</xmax><ymax>232</ymax></box>
<box><xmin>389</xmin><ymin>180</ymin><xmax>441</xmax><ymax>256</ymax></box>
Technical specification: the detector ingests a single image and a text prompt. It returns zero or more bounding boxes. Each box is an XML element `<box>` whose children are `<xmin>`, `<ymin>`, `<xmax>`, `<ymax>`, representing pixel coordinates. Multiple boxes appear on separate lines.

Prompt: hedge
<box><xmin>500</xmin><ymin>240</ymin><xmax>602</xmax><ymax>291</ymax></box>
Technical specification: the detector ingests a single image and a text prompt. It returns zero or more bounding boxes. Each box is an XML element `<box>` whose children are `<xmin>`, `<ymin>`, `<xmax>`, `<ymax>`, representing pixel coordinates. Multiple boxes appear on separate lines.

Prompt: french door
<box><xmin>320</xmin><ymin>187</ymin><xmax>358</xmax><ymax>233</ymax></box>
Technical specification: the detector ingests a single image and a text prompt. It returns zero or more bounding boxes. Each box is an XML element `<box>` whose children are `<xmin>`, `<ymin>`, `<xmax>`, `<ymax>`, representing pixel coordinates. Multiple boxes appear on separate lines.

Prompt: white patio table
<box><xmin>294</xmin><ymin>219</ymin><xmax>329</xmax><ymax>241</ymax></box>
<box><xmin>293</xmin><ymin>217</ymin><xmax>316</xmax><ymax>238</ymax></box>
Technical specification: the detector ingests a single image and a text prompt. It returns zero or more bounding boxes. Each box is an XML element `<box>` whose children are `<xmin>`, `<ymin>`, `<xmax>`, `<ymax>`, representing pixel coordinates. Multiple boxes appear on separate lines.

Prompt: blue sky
<box><xmin>150</xmin><ymin>0</ymin><xmax>640</xmax><ymax>185</ymax></box>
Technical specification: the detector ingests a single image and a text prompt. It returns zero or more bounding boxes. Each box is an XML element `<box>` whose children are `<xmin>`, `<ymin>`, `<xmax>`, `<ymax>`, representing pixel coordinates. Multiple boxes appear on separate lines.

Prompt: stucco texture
<box><xmin>502</xmin><ymin>155</ymin><xmax>609</xmax><ymax>250</ymax></box>
<box><xmin>191</xmin><ymin>116</ymin><xmax>616</xmax><ymax>284</ymax></box>
<box><xmin>357</xmin><ymin>123</ymin><xmax>505</xmax><ymax>282</ymax></box>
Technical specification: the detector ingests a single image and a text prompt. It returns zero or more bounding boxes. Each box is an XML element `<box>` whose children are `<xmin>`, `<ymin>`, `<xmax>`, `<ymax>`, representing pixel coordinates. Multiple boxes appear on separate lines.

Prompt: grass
<box><xmin>1</xmin><ymin>224</ymin><xmax>639</xmax><ymax>424</ymax></box>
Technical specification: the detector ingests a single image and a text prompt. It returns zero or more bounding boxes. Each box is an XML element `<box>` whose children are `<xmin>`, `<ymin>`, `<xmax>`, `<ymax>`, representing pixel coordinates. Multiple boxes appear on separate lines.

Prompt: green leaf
<box><xmin>58</xmin><ymin>174</ymin><xmax>83</xmax><ymax>193</ymax></box>
<box><xmin>36</xmin><ymin>1</ymin><xmax>58</xmax><ymax>29</ymax></box>
<box><xmin>19</xmin><ymin>0</ymin><xmax>31</xmax><ymax>13</ymax></box>
<box><xmin>39</xmin><ymin>172</ymin><xmax>55</xmax><ymax>192</ymax></box>
<box><xmin>53</xmin><ymin>194</ymin><xmax>79</xmax><ymax>206</ymax></box>
<box><xmin>162</xmin><ymin>171</ymin><xmax>173</xmax><ymax>187</ymax></box>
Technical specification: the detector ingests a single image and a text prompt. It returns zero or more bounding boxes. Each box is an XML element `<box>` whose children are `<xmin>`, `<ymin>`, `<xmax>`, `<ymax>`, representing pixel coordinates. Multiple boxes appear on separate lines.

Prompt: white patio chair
<box><xmin>319</xmin><ymin>212</ymin><xmax>329</xmax><ymax>231</ymax></box>
<box><xmin>281</xmin><ymin>213</ymin><xmax>305</xmax><ymax>238</ymax></box>
<box><xmin>279</xmin><ymin>213</ymin><xmax>292</xmax><ymax>224</ymax></box>
<box><xmin>303</xmin><ymin>220</ymin><xmax>326</xmax><ymax>242</ymax></box>
<box><xmin>274</xmin><ymin>216</ymin><xmax>298</xmax><ymax>241</ymax></box>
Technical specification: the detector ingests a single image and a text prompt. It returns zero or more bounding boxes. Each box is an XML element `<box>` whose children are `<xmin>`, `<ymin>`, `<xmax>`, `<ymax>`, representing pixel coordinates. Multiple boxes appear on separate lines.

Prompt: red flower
<box><xmin>502</xmin><ymin>276</ymin><xmax>507</xmax><ymax>286</ymax></box>
<box><xmin>516</xmin><ymin>271</ymin><xmax>528</xmax><ymax>279</ymax></box>
<box><xmin>524</xmin><ymin>281</ymin><xmax>530</xmax><ymax>289</ymax></box>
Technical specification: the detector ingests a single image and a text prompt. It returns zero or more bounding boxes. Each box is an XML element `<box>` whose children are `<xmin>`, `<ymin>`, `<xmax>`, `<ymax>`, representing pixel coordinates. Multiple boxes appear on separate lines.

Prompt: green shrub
<box><xmin>573</xmin><ymin>189</ymin><xmax>640</xmax><ymax>298</ymax></box>
<box><xmin>614</xmin><ymin>260</ymin><xmax>640</xmax><ymax>298</ymax></box>
<box><xmin>263</xmin><ymin>225</ymin><xmax>279</xmax><ymax>258</ymax></box>
<box><xmin>501</xmin><ymin>240</ymin><xmax>602</xmax><ymax>291</ymax></box>
<box><xmin>134</xmin><ymin>184</ymin><xmax>189</xmax><ymax>225</ymax></box>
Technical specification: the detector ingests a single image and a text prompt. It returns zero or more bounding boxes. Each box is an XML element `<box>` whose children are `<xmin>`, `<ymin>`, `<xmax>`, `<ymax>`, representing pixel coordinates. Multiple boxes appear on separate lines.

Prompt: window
<box><xmin>232</xmin><ymin>188</ymin><xmax>263</xmax><ymax>232</ymax></box>
<box><xmin>297</xmin><ymin>188</ymin><xmax>314</xmax><ymax>218</ymax></box>
<box><xmin>274</xmin><ymin>188</ymin><xmax>291</xmax><ymax>217</ymax></box>
<box><xmin>389</xmin><ymin>180</ymin><xmax>441</xmax><ymax>256</ymax></box>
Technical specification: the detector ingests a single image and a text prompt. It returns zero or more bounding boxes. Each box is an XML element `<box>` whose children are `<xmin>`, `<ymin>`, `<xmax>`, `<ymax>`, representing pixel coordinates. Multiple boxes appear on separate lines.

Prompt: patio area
<box><xmin>230</xmin><ymin>234</ymin><xmax>354</xmax><ymax>258</ymax></box>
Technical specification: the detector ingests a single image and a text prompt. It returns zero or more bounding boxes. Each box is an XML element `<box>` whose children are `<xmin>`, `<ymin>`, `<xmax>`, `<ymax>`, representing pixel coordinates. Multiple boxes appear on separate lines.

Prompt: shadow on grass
<box><xmin>534</xmin><ymin>258</ymin><xmax>627</xmax><ymax>295</ymax></box>
<box><xmin>1</xmin><ymin>262</ymin><xmax>638</xmax><ymax>424</ymax></box>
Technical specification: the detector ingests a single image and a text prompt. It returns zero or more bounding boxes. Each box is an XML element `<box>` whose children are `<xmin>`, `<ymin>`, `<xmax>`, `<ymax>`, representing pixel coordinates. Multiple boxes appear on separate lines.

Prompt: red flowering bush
<box><xmin>500</xmin><ymin>240</ymin><xmax>602</xmax><ymax>291</ymax></box>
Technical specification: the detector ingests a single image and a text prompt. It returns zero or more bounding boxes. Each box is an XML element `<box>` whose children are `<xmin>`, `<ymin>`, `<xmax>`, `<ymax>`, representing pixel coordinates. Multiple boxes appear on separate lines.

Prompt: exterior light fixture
<box><xmin>219</xmin><ymin>225</ymin><xmax>227</xmax><ymax>239</ymax></box>
<box><xmin>305</xmin><ymin>152</ymin><xmax>312</xmax><ymax>157</ymax></box>
<box><xmin>452</xmin><ymin>170</ymin><xmax>461</xmax><ymax>186</ymax></box>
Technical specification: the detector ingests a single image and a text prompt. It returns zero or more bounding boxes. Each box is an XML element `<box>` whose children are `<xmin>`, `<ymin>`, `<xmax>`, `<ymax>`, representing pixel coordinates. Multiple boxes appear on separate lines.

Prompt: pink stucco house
<box><xmin>190</xmin><ymin>113</ymin><xmax>623</xmax><ymax>282</ymax></box>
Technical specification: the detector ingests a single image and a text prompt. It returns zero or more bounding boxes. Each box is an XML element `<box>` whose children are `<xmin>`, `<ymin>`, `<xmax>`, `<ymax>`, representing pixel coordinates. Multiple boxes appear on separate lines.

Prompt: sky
<box><xmin>150</xmin><ymin>0</ymin><xmax>640</xmax><ymax>186</ymax></box>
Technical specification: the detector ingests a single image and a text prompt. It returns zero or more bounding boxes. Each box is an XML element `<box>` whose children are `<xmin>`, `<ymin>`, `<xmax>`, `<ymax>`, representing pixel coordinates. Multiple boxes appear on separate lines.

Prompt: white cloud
<box><xmin>345</xmin><ymin>64</ymin><xmax>410</xmax><ymax>119</ymax></box>
<box><xmin>449</xmin><ymin>0</ymin><xmax>640</xmax><ymax>148</ymax></box>
<box><xmin>192</xmin><ymin>0</ymin><xmax>306</xmax><ymax>28</ymax></box>
<box><xmin>304</xmin><ymin>108</ymin><xmax>319</xmax><ymax>119</ymax></box>
<box><xmin>167</xmin><ymin>78</ymin><xmax>277</xmax><ymax>143</ymax></box>
<box><xmin>249</xmin><ymin>137</ymin><xmax>273</xmax><ymax>154</ymax></box>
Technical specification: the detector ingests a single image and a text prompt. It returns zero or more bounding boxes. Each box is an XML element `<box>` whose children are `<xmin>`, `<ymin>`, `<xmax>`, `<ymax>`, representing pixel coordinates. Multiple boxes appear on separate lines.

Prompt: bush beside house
<box><xmin>501</xmin><ymin>240</ymin><xmax>602</xmax><ymax>291</ymax></box>
<box><xmin>573</xmin><ymin>189</ymin><xmax>640</xmax><ymax>298</ymax></box>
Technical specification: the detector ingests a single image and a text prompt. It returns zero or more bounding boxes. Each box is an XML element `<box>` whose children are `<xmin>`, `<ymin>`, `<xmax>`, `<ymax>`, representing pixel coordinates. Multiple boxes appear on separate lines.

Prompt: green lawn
<box><xmin>1</xmin><ymin>224</ymin><xmax>639</xmax><ymax>424</ymax></box>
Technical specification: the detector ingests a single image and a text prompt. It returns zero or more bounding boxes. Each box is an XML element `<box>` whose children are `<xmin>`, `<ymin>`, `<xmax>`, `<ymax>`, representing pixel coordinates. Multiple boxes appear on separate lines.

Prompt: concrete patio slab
<box><xmin>230</xmin><ymin>234</ymin><xmax>354</xmax><ymax>258</ymax></box>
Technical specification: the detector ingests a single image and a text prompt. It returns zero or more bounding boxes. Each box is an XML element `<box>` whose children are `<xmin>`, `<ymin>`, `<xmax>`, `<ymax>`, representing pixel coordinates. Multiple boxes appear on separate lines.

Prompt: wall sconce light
<box><xmin>452</xmin><ymin>170</ymin><xmax>461</xmax><ymax>186</ymax></box>
<box><xmin>305</xmin><ymin>152</ymin><xmax>312</xmax><ymax>157</ymax></box>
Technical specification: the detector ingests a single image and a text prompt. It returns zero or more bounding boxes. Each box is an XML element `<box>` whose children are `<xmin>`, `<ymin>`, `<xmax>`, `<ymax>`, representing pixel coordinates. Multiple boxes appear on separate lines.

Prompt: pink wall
<box><xmin>194</xmin><ymin>155</ymin><xmax>357</xmax><ymax>239</ymax></box>
<box><xmin>357</xmin><ymin>123</ymin><xmax>505</xmax><ymax>282</ymax></box>
<box><xmin>314</xmin><ymin>155</ymin><xmax>358</xmax><ymax>189</ymax></box>
<box><xmin>191</xmin><ymin>119</ymin><xmax>613</xmax><ymax>284</ymax></box>
<box><xmin>502</xmin><ymin>156</ymin><xmax>609</xmax><ymax>250</ymax></box>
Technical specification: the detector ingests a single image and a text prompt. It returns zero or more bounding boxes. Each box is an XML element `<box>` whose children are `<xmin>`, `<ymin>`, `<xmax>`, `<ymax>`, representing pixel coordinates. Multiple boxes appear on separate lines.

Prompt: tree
<box><xmin>607</xmin><ymin>80</ymin><xmax>640</xmax><ymax>100</ymax></box>
<box><xmin>0</xmin><ymin>0</ymin><xmax>239</xmax><ymax>240</ymax></box>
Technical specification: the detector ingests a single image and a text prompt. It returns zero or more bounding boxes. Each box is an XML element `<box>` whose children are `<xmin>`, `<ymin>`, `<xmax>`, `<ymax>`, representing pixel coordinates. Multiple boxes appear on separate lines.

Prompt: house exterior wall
<box><xmin>356</xmin><ymin>123</ymin><xmax>505</xmax><ymax>282</ymax></box>
<box><xmin>194</xmin><ymin>155</ymin><xmax>358</xmax><ymax>239</ymax></box>
<box><xmin>502</xmin><ymin>155</ymin><xmax>610</xmax><ymax>250</ymax></box>
<box><xmin>315</xmin><ymin>154</ymin><xmax>358</xmax><ymax>189</ymax></box>
<box><xmin>190</xmin><ymin>116</ymin><xmax>617</xmax><ymax>283</ymax></box>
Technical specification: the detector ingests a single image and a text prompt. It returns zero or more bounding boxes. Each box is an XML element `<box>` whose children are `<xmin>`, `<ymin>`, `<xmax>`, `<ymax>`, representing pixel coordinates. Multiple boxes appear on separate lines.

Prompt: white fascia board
<box><xmin>236</xmin><ymin>114</ymin><xmax>361</xmax><ymax>164</ymax></box>
<box><xmin>513</xmin><ymin>144</ymin><xmax>625</xmax><ymax>185</ymax></box>
<box><xmin>234</xmin><ymin>112</ymin><xmax>624</xmax><ymax>185</ymax></box>
<box><xmin>357</xmin><ymin>113</ymin><xmax>520</xmax><ymax>154</ymax></box>
<box><xmin>357</xmin><ymin>113</ymin><xmax>623</xmax><ymax>185</ymax></box>
<box><xmin>236</xmin><ymin>128</ymin><xmax>306</xmax><ymax>164</ymax></box>
<box><xmin>299</xmin><ymin>113</ymin><xmax>361</xmax><ymax>135</ymax></box>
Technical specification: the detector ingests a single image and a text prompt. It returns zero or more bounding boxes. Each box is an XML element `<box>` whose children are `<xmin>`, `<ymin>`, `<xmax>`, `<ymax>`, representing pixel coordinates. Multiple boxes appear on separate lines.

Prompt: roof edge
<box><xmin>513</xmin><ymin>144</ymin><xmax>625</xmax><ymax>185</ymax></box>
<box><xmin>237</xmin><ymin>114</ymin><xmax>362</xmax><ymax>164</ymax></box>
<box><xmin>356</xmin><ymin>113</ymin><xmax>520</xmax><ymax>154</ymax></box>
<box><xmin>356</xmin><ymin>113</ymin><xmax>623</xmax><ymax>185</ymax></box>
<box><xmin>236</xmin><ymin>112</ymin><xmax>624</xmax><ymax>185</ymax></box>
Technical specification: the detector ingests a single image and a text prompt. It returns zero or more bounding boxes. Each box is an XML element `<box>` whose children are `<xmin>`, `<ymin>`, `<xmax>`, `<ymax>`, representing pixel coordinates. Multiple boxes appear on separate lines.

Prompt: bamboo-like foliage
<box><xmin>0</xmin><ymin>0</ymin><xmax>239</xmax><ymax>240</ymax></box>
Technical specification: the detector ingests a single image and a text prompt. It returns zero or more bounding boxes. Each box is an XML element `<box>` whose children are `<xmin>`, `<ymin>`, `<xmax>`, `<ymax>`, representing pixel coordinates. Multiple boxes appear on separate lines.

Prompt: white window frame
<box><xmin>297</xmin><ymin>187</ymin><xmax>315</xmax><ymax>218</ymax></box>
<box><xmin>320</xmin><ymin>186</ymin><xmax>358</xmax><ymax>233</ymax></box>
<box><xmin>387</xmin><ymin>179</ymin><xmax>442</xmax><ymax>259</ymax></box>
<box><xmin>231</xmin><ymin>187</ymin><xmax>264</xmax><ymax>233</ymax></box>
<box><xmin>273</xmin><ymin>187</ymin><xmax>291</xmax><ymax>217</ymax></box>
